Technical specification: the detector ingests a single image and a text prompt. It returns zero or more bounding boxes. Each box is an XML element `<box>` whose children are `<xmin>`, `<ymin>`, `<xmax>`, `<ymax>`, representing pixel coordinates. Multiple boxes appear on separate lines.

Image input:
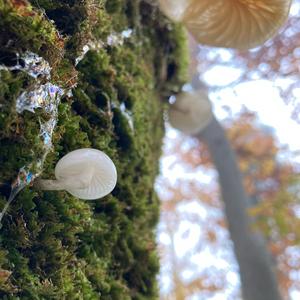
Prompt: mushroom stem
<box><xmin>34</xmin><ymin>179</ymin><xmax>66</xmax><ymax>191</ymax></box>
<box><xmin>158</xmin><ymin>0</ymin><xmax>189</xmax><ymax>22</ymax></box>
<box><xmin>35</xmin><ymin>172</ymin><xmax>93</xmax><ymax>191</ymax></box>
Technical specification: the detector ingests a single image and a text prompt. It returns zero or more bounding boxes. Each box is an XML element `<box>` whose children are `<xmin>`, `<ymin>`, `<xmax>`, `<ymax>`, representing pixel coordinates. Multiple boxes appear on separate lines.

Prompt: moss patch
<box><xmin>0</xmin><ymin>0</ymin><xmax>188</xmax><ymax>298</ymax></box>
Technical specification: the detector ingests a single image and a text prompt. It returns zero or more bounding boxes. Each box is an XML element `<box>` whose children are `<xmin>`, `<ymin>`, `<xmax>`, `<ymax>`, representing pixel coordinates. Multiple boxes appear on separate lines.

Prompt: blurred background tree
<box><xmin>158</xmin><ymin>111</ymin><xmax>300</xmax><ymax>299</ymax></box>
<box><xmin>158</xmin><ymin>1</ymin><xmax>300</xmax><ymax>298</ymax></box>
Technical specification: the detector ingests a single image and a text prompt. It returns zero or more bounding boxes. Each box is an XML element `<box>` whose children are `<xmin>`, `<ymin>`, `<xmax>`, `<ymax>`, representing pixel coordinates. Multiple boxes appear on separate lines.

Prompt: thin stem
<box><xmin>34</xmin><ymin>179</ymin><xmax>65</xmax><ymax>190</ymax></box>
<box><xmin>0</xmin><ymin>183</ymin><xmax>25</xmax><ymax>224</ymax></box>
<box><xmin>34</xmin><ymin>175</ymin><xmax>91</xmax><ymax>191</ymax></box>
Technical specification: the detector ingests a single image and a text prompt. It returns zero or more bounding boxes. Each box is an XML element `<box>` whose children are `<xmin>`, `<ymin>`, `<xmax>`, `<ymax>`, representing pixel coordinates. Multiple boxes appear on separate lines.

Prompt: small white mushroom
<box><xmin>35</xmin><ymin>148</ymin><xmax>117</xmax><ymax>200</ymax></box>
<box><xmin>168</xmin><ymin>90</ymin><xmax>213</xmax><ymax>135</ymax></box>
<box><xmin>159</xmin><ymin>0</ymin><xmax>292</xmax><ymax>50</ymax></box>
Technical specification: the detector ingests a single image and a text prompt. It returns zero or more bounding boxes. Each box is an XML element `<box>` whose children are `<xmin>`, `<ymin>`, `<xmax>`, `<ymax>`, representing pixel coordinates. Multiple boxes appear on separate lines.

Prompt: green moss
<box><xmin>0</xmin><ymin>0</ymin><xmax>188</xmax><ymax>298</ymax></box>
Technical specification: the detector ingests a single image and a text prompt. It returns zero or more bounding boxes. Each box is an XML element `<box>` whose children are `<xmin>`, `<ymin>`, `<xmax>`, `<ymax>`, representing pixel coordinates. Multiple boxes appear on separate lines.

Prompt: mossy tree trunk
<box><xmin>0</xmin><ymin>1</ymin><xmax>187</xmax><ymax>298</ymax></box>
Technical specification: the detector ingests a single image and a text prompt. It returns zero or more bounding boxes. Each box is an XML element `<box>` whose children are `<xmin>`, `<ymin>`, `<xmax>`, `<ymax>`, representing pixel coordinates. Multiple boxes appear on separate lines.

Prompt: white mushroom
<box><xmin>168</xmin><ymin>90</ymin><xmax>213</xmax><ymax>135</ymax></box>
<box><xmin>159</xmin><ymin>0</ymin><xmax>292</xmax><ymax>50</ymax></box>
<box><xmin>35</xmin><ymin>148</ymin><xmax>117</xmax><ymax>200</ymax></box>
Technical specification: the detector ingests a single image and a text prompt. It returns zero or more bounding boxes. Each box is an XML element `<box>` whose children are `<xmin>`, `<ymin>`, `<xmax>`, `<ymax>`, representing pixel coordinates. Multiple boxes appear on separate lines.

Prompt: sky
<box><xmin>203</xmin><ymin>68</ymin><xmax>300</xmax><ymax>155</ymax></box>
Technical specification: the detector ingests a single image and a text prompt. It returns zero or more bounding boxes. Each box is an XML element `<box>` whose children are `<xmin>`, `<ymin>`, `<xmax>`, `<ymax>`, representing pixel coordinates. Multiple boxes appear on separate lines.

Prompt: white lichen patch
<box><xmin>107</xmin><ymin>29</ymin><xmax>133</xmax><ymax>46</ymax></box>
<box><xmin>16</xmin><ymin>83</ymin><xmax>64</xmax><ymax>113</ymax></box>
<box><xmin>75</xmin><ymin>29</ymin><xmax>133</xmax><ymax>65</ymax></box>
<box><xmin>75</xmin><ymin>41</ymin><xmax>103</xmax><ymax>66</ymax></box>
<box><xmin>0</xmin><ymin>52</ymin><xmax>65</xmax><ymax>223</ymax></box>
<box><xmin>0</xmin><ymin>51</ymin><xmax>51</xmax><ymax>79</ymax></box>
<box><xmin>120</xmin><ymin>102</ymin><xmax>134</xmax><ymax>131</ymax></box>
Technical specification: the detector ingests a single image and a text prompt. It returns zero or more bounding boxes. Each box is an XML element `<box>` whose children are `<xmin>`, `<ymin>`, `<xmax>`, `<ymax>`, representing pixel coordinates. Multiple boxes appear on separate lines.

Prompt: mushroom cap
<box><xmin>160</xmin><ymin>0</ymin><xmax>291</xmax><ymax>50</ymax></box>
<box><xmin>55</xmin><ymin>148</ymin><xmax>117</xmax><ymax>200</ymax></box>
<box><xmin>168</xmin><ymin>90</ymin><xmax>213</xmax><ymax>135</ymax></box>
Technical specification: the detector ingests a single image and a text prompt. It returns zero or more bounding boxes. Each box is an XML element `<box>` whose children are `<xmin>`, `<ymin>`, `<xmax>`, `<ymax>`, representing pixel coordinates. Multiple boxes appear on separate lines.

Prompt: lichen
<box><xmin>0</xmin><ymin>0</ymin><xmax>188</xmax><ymax>298</ymax></box>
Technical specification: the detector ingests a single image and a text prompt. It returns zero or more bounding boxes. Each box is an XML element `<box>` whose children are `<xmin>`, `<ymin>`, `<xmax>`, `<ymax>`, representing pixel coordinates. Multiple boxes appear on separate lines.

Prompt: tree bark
<box><xmin>197</xmin><ymin>116</ymin><xmax>282</xmax><ymax>300</ymax></box>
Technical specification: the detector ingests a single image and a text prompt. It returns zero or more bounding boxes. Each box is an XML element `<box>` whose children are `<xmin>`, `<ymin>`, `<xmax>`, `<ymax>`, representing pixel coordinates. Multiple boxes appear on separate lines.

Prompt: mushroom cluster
<box><xmin>159</xmin><ymin>0</ymin><xmax>292</xmax><ymax>50</ymax></box>
<box><xmin>168</xmin><ymin>90</ymin><xmax>213</xmax><ymax>135</ymax></box>
<box><xmin>35</xmin><ymin>148</ymin><xmax>117</xmax><ymax>200</ymax></box>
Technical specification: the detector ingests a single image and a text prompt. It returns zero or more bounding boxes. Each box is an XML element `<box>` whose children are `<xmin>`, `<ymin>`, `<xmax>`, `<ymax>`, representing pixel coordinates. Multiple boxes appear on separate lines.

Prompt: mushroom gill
<box><xmin>159</xmin><ymin>0</ymin><xmax>292</xmax><ymax>50</ymax></box>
